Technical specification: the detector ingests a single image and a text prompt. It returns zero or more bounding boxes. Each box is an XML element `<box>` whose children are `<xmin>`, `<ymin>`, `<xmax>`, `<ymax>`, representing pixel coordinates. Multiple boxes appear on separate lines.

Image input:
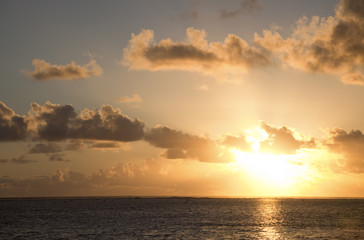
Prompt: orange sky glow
<box><xmin>0</xmin><ymin>0</ymin><xmax>363</xmax><ymax>197</ymax></box>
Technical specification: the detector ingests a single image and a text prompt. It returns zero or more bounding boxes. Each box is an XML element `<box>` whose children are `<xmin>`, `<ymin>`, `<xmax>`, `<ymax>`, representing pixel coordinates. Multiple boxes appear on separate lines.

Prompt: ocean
<box><xmin>0</xmin><ymin>197</ymin><xmax>363</xmax><ymax>239</ymax></box>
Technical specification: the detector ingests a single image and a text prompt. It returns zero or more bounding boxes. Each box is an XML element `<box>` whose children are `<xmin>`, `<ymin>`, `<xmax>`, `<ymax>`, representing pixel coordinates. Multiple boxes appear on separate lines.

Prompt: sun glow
<box><xmin>232</xmin><ymin>149</ymin><xmax>309</xmax><ymax>193</ymax></box>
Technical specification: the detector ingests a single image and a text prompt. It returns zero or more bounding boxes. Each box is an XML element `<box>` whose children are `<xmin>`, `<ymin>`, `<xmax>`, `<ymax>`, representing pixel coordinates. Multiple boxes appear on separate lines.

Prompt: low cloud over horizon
<box><xmin>1</xmin><ymin>99</ymin><xmax>363</xmax><ymax>174</ymax></box>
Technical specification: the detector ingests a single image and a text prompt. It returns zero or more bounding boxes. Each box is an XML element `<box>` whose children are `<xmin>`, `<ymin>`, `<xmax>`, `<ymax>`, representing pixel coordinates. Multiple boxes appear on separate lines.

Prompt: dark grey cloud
<box><xmin>4</xmin><ymin>155</ymin><xmax>38</xmax><ymax>164</ymax></box>
<box><xmin>65</xmin><ymin>140</ymin><xmax>87</xmax><ymax>151</ymax></box>
<box><xmin>145</xmin><ymin>126</ymin><xmax>224</xmax><ymax>163</ymax></box>
<box><xmin>28</xmin><ymin>142</ymin><xmax>63</xmax><ymax>154</ymax></box>
<box><xmin>29</xmin><ymin>102</ymin><xmax>145</xmax><ymax>142</ymax></box>
<box><xmin>23</xmin><ymin>59</ymin><xmax>103</xmax><ymax>81</ymax></box>
<box><xmin>88</xmin><ymin>141</ymin><xmax>123</xmax><ymax>149</ymax></box>
<box><xmin>161</xmin><ymin>149</ymin><xmax>187</xmax><ymax>159</ymax></box>
<box><xmin>0</xmin><ymin>102</ymin><xmax>28</xmax><ymax>141</ymax></box>
<box><xmin>48</xmin><ymin>153</ymin><xmax>68</xmax><ymax>162</ymax></box>
<box><xmin>219</xmin><ymin>0</ymin><xmax>262</xmax><ymax>19</ymax></box>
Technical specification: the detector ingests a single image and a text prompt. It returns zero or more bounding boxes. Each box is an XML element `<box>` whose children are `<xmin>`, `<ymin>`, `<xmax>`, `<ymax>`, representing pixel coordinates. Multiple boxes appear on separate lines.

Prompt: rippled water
<box><xmin>0</xmin><ymin>198</ymin><xmax>363</xmax><ymax>239</ymax></box>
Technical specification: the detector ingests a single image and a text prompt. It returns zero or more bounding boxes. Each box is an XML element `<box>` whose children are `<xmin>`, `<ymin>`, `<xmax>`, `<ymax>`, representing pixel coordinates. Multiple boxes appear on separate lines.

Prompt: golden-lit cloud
<box><xmin>1</xmin><ymin>99</ymin><xmax>364</xmax><ymax>174</ymax></box>
<box><xmin>259</xmin><ymin>122</ymin><xmax>315</xmax><ymax>154</ymax></box>
<box><xmin>195</xmin><ymin>84</ymin><xmax>209</xmax><ymax>91</ymax></box>
<box><xmin>117</xmin><ymin>94</ymin><xmax>143</xmax><ymax>104</ymax></box>
<box><xmin>124</xmin><ymin>0</ymin><xmax>364</xmax><ymax>85</ymax></box>
<box><xmin>254</xmin><ymin>0</ymin><xmax>364</xmax><ymax>85</ymax></box>
<box><xmin>221</xmin><ymin>134</ymin><xmax>251</xmax><ymax>151</ymax></box>
<box><xmin>0</xmin><ymin>101</ymin><xmax>28</xmax><ymax>141</ymax></box>
<box><xmin>219</xmin><ymin>0</ymin><xmax>262</xmax><ymax>19</ymax></box>
<box><xmin>123</xmin><ymin>27</ymin><xmax>271</xmax><ymax>82</ymax></box>
<box><xmin>23</xmin><ymin>59</ymin><xmax>103</xmax><ymax>81</ymax></box>
<box><xmin>326</xmin><ymin>128</ymin><xmax>364</xmax><ymax>173</ymax></box>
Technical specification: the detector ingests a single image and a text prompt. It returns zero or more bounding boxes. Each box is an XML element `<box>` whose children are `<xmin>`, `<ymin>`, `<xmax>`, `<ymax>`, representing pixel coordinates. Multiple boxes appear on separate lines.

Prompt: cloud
<box><xmin>28</xmin><ymin>142</ymin><xmax>63</xmax><ymax>154</ymax></box>
<box><xmin>0</xmin><ymin>158</ymin><xmax>242</xmax><ymax>197</ymax></box>
<box><xmin>65</xmin><ymin>140</ymin><xmax>87</xmax><ymax>151</ymax></box>
<box><xmin>196</xmin><ymin>84</ymin><xmax>209</xmax><ymax>91</ymax></box>
<box><xmin>117</xmin><ymin>94</ymin><xmax>143</xmax><ymax>104</ymax></box>
<box><xmin>23</xmin><ymin>59</ymin><xmax>103</xmax><ymax>81</ymax></box>
<box><xmin>0</xmin><ymin>155</ymin><xmax>38</xmax><ymax>164</ymax></box>
<box><xmin>326</xmin><ymin>128</ymin><xmax>364</xmax><ymax>173</ymax></box>
<box><xmin>259</xmin><ymin>122</ymin><xmax>315</xmax><ymax>154</ymax></box>
<box><xmin>123</xmin><ymin>0</ymin><xmax>364</xmax><ymax>86</ymax></box>
<box><xmin>177</xmin><ymin>0</ymin><xmax>201</xmax><ymax>20</ymax></box>
<box><xmin>221</xmin><ymin>135</ymin><xmax>251</xmax><ymax>151</ymax></box>
<box><xmin>254</xmin><ymin>0</ymin><xmax>364</xmax><ymax>85</ymax></box>
<box><xmin>219</xmin><ymin>0</ymin><xmax>262</xmax><ymax>19</ymax></box>
<box><xmin>48</xmin><ymin>153</ymin><xmax>68</xmax><ymax>162</ymax></box>
<box><xmin>0</xmin><ymin>102</ymin><xmax>28</xmax><ymax>141</ymax></box>
<box><xmin>89</xmin><ymin>141</ymin><xmax>123</xmax><ymax>149</ymax></box>
<box><xmin>144</xmin><ymin>126</ymin><xmax>225</xmax><ymax>163</ymax></box>
<box><xmin>180</xmin><ymin>10</ymin><xmax>199</xmax><ymax>20</ymax></box>
<box><xmin>29</xmin><ymin>101</ymin><xmax>145</xmax><ymax>142</ymax></box>
<box><xmin>123</xmin><ymin>27</ymin><xmax>271</xmax><ymax>82</ymax></box>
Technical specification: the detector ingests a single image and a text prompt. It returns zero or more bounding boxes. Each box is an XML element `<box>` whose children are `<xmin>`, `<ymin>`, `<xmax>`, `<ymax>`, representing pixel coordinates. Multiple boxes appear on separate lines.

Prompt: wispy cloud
<box><xmin>23</xmin><ymin>59</ymin><xmax>102</xmax><ymax>81</ymax></box>
<box><xmin>117</xmin><ymin>94</ymin><xmax>143</xmax><ymax>104</ymax></box>
<box><xmin>195</xmin><ymin>84</ymin><xmax>209</xmax><ymax>91</ymax></box>
<box><xmin>219</xmin><ymin>0</ymin><xmax>262</xmax><ymax>19</ymax></box>
<box><xmin>0</xmin><ymin>155</ymin><xmax>37</xmax><ymax>164</ymax></box>
<box><xmin>28</xmin><ymin>142</ymin><xmax>63</xmax><ymax>154</ymax></box>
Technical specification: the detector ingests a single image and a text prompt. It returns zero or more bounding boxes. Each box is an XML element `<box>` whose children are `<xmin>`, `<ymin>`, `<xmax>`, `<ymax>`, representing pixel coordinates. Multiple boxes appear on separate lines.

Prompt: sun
<box><xmin>232</xmin><ymin>149</ymin><xmax>309</xmax><ymax>192</ymax></box>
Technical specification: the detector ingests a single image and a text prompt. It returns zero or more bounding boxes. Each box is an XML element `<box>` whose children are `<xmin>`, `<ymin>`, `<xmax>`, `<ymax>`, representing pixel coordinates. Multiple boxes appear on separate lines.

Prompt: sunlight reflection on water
<box><xmin>257</xmin><ymin>198</ymin><xmax>281</xmax><ymax>240</ymax></box>
<box><xmin>0</xmin><ymin>198</ymin><xmax>363</xmax><ymax>239</ymax></box>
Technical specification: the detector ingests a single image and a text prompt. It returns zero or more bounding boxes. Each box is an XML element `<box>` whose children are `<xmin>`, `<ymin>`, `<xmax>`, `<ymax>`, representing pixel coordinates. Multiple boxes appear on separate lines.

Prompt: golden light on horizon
<box><xmin>231</xmin><ymin>148</ymin><xmax>311</xmax><ymax>195</ymax></box>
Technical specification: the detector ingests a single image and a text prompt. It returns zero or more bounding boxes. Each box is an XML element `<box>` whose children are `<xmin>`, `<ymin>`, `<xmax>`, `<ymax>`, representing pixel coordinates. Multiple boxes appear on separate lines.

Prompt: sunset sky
<box><xmin>1</xmin><ymin>0</ymin><xmax>364</xmax><ymax>197</ymax></box>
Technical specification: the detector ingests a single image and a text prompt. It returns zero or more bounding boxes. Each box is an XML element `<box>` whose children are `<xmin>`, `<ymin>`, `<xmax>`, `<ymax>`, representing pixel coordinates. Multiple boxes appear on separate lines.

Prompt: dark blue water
<box><xmin>0</xmin><ymin>198</ymin><xmax>363</xmax><ymax>239</ymax></box>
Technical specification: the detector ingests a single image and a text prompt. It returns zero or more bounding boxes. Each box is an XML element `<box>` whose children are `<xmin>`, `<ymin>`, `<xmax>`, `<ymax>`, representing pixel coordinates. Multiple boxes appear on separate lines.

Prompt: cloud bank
<box><xmin>117</xmin><ymin>94</ymin><xmax>143</xmax><ymax>104</ymax></box>
<box><xmin>23</xmin><ymin>59</ymin><xmax>103</xmax><ymax>81</ymax></box>
<box><xmin>1</xmin><ymin>99</ymin><xmax>364</xmax><ymax>171</ymax></box>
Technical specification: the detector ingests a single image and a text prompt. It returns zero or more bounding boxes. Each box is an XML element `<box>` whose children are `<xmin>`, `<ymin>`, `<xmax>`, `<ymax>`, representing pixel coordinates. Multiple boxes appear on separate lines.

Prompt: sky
<box><xmin>1</xmin><ymin>0</ymin><xmax>364</xmax><ymax>197</ymax></box>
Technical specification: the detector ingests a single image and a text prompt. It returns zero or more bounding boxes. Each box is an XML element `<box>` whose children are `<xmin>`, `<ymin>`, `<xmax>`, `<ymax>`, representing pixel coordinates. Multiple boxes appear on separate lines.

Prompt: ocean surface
<box><xmin>0</xmin><ymin>197</ymin><xmax>363</xmax><ymax>239</ymax></box>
